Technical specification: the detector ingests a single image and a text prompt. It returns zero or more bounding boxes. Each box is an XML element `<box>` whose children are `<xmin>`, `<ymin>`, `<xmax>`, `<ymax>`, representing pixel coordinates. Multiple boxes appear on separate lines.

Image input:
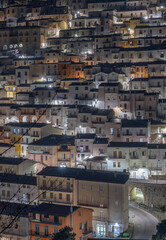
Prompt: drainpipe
<box><xmin>70</xmin><ymin>205</ymin><xmax>73</xmax><ymax>232</ymax></box>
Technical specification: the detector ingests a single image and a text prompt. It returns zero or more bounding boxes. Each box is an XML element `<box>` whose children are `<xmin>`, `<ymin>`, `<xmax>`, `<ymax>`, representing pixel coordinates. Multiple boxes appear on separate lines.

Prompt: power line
<box><xmin>0</xmin><ymin>92</ymin><xmax>57</xmax><ymax>157</ymax></box>
<box><xmin>0</xmin><ymin>177</ymin><xmax>66</xmax><ymax>234</ymax></box>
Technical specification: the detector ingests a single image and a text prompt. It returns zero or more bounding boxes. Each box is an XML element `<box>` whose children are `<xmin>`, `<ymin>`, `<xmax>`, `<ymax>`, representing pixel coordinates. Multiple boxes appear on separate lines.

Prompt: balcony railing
<box><xmin>131</xmin><ymin>156</ymin><xmax>139</xmax><ymax>159</ymax></box>
<box><xmin>39</xmin><ymin>186</ymin><xmax>73</xmax><ymax>192</ymax></box>
<box><xmin>80</xmin><ymin>119</ymin><xmax>88</xmax><ymax>123</ymax></box>
<box><xmin>137</xmin><ymin>133</ymin><xmax>146</xmax><ymax>136</ymax></box>
<box><xmin>77</xmin><ymin>149</ymin><xmax>91</xmax><ymax>153</ymax></box>
<box><xmin>30</xmin><ymin>231</ymin><xmax>52</xmax><ymax>237</ymax></box>
<box><xmin>149</xmin><ymin>155</ymin><xmax>156</xmax><ymax>159</ymax></box>
<box><xmin>83</xmin><ymin>227</ymin><xmax>93</xmax><ymax>234</ymax></box>
<box><xmin>123</xmin><ymin>133</ymin><xmax>132</xmax><ymax>136</ymax></box>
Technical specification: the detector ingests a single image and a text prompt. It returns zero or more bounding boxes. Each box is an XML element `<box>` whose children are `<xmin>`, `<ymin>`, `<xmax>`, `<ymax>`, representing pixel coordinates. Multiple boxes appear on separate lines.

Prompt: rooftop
<box><xmin>108</xmin><ymin>142</ymin><xmax>147</xmax><ymax>148</ymax></box>
<box><xmin>0</xmin><ymin>173</ymin><xmax>36</xmax><ymax>185</ymax></box>
<box><xmin>30</xmin><ymin>203</ymin><xmax>80</xmax><ymax>217</ymax></box>
<box><xmin>29</xmin><ymin>135</ymin><xmax>75</xmax><ymax>146</ymax></box>
<box><xmin>121</xmin><ymin>119</ymin><xmax>148</xmax><ymax>128</ymax></box>
<box><xmin>0</xmin><ymin>157</ymin><xmax>25</xmax><ymax>165</ymax></box>
<box><xmin>0</xmin><ymin>202</ymin><xmax>34</xmax><ymax>217</ymax></box>
<box><xmin>37</xmin><ymin>167</ymin><xmax>129</xmax><ymax>184</ymax></box>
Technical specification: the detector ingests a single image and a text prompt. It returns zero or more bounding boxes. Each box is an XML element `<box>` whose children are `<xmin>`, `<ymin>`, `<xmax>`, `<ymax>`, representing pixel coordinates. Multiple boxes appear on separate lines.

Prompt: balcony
<box><xmin>31</xmin><ymin>134</ymin><xmax>39</xmax><ymax>138</ymax></box>
<box><xmin>83</xmin><ymin>227</ymin><xmax>93</xmax><ymax>235</ymax></box>
<box><xmin>131</xmin><ymin>156</ymin><xmax>139</xmax><ymax>159</ymax></box>
<box><xmin>68</xmin><ymin>114</ymin><xmax>77</xmax><ymax>118</ymax></box>
<box><xmin>92</xmin><ymin>121</ymin><xmax>105</xmax><ymax>124</ymax></box>
<box><xmin>43</xmin><ymin>151</ymin><xmax>50</xmax><ymax>154</ymax></box>
<box><xmin>80</xmin><ymin>119</ymin><xmax>88</xmax><ymax>123</ymax></box>
<box><xmin>40</xmin><ymin>186</ymin><xmax>73</xmax><ymax>192</ymax></box>
<box><xmin>137</xmin><ymin>133</ymin><xmax>146</xmax><ymax>136</ymax></box>
<box><xmin>30</xmin><ymin>231</ymin><xmax>52</xmax><ymax>237</ymax></box>
<box><xmin>77</xmin><ymin>149</ymin><xmax>91</xmax><ymax>153</ymax></box>
<box><xmin>149</xmin><ymin>155</ymin><xmax>156</xmax><ymax>159</ymax></box>
<box><xmin>123</xmin><ymin>133</ymin><xmax>132</xmax><ymax>136</ymax></box>
<box><xmin>149</xmin><ymin>167</ymin><xmax>162</xmax><ymax>171</ymax></box>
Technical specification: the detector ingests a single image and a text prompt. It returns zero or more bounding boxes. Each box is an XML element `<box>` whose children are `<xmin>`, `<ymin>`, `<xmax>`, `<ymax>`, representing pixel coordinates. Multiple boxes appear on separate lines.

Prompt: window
<box><xmin>54</xmin><ymin>226</ymin><xmax>58</xmax><ymax>234</ymax></box>
<box><xmin>84</xmin><ymin>221</ymin><xmax>87</xmax><ymax>232</ymax></box>
<box><xmin>160</xmin><ymin>52</ymin><xmax>164</xmax><ymax>58</ymax></box>
<box><xmin>59</xmin><ymin>193</ymin><xmax>62</xmax><ymax>200</ymax></box>
<box><xmin>79</xmin><ymin>211</ymin><xmax>82</xmax><ymax>216</ymax></box>
<box><xmin>79</xmin><ymin>222</ymin><xmax>82</xmax><ymax>229</ymax></box>
<box><xmin>50</xmin><ymin>192</ymin><xmax>53</xmax><ymax>198</ymax></box>
<box><xmin>2</xmin><ymin>190</ymin><xmax>5</xmax><ymax>196</ymax></box>
<box><xmin>82</xmin><ymin>184</ymin><xmax>86</xmax><ymax>189</ymax></box>
<box><xmin>96</xmin><ymin>224</ymin><xmax>106</xmax><ymax>237</ymax></box>
<box><xmin>35</xmin><ymin>224</ymin><xmax>39</xmax><ymax>235</ymax></box>
<box><xmin>43</xmin><ymin>180</ymin><xmax>46</xmax><ymax>187</ymax></box>
<box><xmin>99</xmin><ymin>185</ymin><xmax>104</xmax><ymax>192</ymax></box>
<box><xmin>113</xmin><ymin>162</ymin><xmax>116</xmax><ymax>167</ymax></box>
<box><xmin>7</xmin><ymin>191</ymin><xmax>10</xmax><ymax>197</ymax></box>
<box><xmin>35</xmin><ymin>214</ymin><xmax>40</xmax><ymax>220</ymax></box>
<box><xmin>44</xmin><ymin>225</ymin><xmax>48</xmax><ymax>236</ymax></box>
<box><xmin>113</xmin><ymin>151</ymin><xmax>117</xmax><ymax>158</ymax></box>
<box><xmin>115</xmin><ymin>186</ymin><xmax>118</xmax><ymax>192</ymax></box>
<box><xmin>66</xmin><ymin>194</ymin><xmax>70</xmax><ymax>202</ymax></box>
<box><xmin>42</xmin><ymin>192</ymin><xmax>46</xmax><ymax>199</ymax></box>
<box><xmin>142</xmin><ymin>151</ymin><xmax>146</xmax><ymax>156</ymax></box>
<box><xmin>110</xmin><ymin>128</ymin><xmax>114</xmax><ymax>135</ymax></box>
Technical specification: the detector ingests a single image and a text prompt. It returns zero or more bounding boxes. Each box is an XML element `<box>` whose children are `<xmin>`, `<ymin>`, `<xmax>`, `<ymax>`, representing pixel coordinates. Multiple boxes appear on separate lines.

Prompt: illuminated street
<box><xmin>129</xmin><ymin>205</ymin><xmax>159</xmax><ymax>239</ymax></box>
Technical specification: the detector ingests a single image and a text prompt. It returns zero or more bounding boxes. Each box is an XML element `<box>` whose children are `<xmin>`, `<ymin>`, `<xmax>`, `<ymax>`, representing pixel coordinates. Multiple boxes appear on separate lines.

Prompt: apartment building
<box><xmin>37</xmin><ymin>167</ymin><xmax>129</xmax><ymax>238</ymax></box>
<box><xmin>0</xmin><ymin>26</ymin><xmax>48</xmax><ymax>54</ymax></box>
<box><xmin>0</xmin><ymin>202</ymin><xmax>34</xmax><ymax>240</ymax></box>
<box><xmin>0</xmin><ymin>157</ymin><xmax>36</xmax><ymax>175</ymax></box>
<box><xmin>29</xmin><ymin>203</ymin><xmax>93</xmax><ymax>240</ymax></box>
<box><xmin>0</xmin><ymin>174</ymin><xmax>37</xmax><ymax>204</ymax></box>
<box><xmin>28</xmin><ymin>135</ymin><xmax>76</xmax><ymax>171</ymax></box>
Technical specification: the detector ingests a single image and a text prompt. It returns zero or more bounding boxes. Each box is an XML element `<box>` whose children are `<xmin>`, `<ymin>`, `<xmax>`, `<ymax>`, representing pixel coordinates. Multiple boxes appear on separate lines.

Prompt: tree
<box><xmin>152</xmin><ymin>220</ymin><xmax>166</xmax><ymax>240</ymax></box>
<box><xmin>52</xmin><ymin>226</ymin><xmax>76</xmax><ymax>240</ymax></box>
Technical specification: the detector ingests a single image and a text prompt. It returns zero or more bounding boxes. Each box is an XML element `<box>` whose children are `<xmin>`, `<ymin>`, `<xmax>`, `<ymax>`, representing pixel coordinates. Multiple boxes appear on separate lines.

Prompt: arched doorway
<box><xmin>32</xmin><ymin>116</ymin><xmax>37</xmax><ymax>123</ymax></box>
<box><xmin>130</xmin><ymin>187</ymin><xmax>144</xmax><ymax>204</ymax></box>
<box><xmin>11</xmin><ymin>116</ymin><xmax>19</xmax><ymax>123</ymax></box>
<box><xmin>23</xmin><ymin>116</ymin><xmax>28</xmax><ymax>122</ymax></box>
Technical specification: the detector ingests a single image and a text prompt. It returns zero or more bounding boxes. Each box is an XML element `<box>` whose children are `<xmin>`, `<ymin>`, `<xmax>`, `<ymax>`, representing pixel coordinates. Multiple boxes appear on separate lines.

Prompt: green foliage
<box><xmin>52</xmin><ymin>226</ymin><xmax>76</xmax><ymax>240</ymax></box>
<box><xmin>152</xmin><ymin>220</ymin><xmax>166</xmax><ymax>240</ymax></box>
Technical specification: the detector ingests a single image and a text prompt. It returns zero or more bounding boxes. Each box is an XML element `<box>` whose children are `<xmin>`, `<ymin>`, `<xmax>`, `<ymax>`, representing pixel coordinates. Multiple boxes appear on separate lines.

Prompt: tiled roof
<box><xmin>29</xmin><ymin>135</ymin><xmax>75</xmax><ymax>146</ymax></box>
<box><xmin>30</xmin><ymin>203</ymin><xmax>80</xmax><ymax>216</ymax></box>
<box><xmin>108</xmin><ymin>142</ymin><xmax>147</xmax><ymax>148</ymax></box>
<box><xmin>0</xmin><ymin>173</ymin><xmax>37</xmax><ymax>185</ymax></box>
<box><xmin>76</xmin><ymin>134</ymin><xmax>96</xmax><ymax>139</ymax></box>
<box><xmin>0</xmin><ymin>157</ymin><xmax>24</xmax><ymax>165</ymax></box>
<box><xmin>37</xmin><ymin>167</ymin><xmax>129</xmax><ymax>184</ymax></box>
<box><xmin>121</xmin><ymin>119</ymin><xmax>148</xmax><ymax>127</ymax></box>
<box><xmin>93</xmin><ymin>137</ymin><xmax>109</xmax><ymax>144</ymax></box>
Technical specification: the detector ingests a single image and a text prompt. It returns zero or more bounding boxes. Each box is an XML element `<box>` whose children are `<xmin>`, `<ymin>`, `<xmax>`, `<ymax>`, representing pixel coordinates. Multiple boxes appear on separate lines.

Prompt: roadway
<box><xmin>129</xmin><ymin>205</ymin><xmax>159</xmax><ymax>239</ymax></box>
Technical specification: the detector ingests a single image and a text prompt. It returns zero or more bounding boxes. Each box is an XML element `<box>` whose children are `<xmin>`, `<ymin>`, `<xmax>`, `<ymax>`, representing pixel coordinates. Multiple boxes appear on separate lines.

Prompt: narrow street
<box><xmin>129</xmin><ymin>205</ymin><xmax>159</xmax><ymax>239</ymax></box>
